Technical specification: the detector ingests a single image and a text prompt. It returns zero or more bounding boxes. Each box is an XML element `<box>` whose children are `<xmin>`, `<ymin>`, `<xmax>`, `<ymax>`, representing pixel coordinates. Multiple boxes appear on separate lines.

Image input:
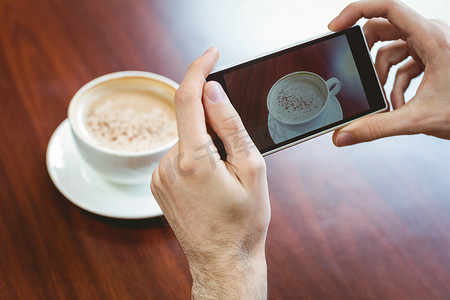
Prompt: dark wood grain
<box><xmin>1</xmin><ymin>0</ymin><xmax>450</xmax><ymax>299</ymax></box>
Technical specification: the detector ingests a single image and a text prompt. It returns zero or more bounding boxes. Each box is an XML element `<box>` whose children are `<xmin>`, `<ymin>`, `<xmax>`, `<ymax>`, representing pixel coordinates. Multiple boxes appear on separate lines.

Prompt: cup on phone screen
<box><xmin>267</xmin><ymin>71</ymin><xmax>341</xmax><ymax>125</ymax></box>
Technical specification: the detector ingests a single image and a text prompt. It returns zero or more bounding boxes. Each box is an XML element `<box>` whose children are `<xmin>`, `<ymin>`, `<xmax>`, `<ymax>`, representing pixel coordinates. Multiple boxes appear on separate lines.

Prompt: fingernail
<box><xmin>205</xmin><ymin>81</ymin><xmax>227</xmax><ymax>103</ymax></box>
<box><xmin>328</xmin><ymin>21</ymin><xmax>336</xmax><ymax>31</ymax></box>
<box><xmin>336</xmin><ymin>132</ymin><xmax>357</xmax><ymax>146</ymax></box>
<box><xmin>203</xmin><ymin>46</ymin><xmax>218</xmax><ymax>55</ymax></box>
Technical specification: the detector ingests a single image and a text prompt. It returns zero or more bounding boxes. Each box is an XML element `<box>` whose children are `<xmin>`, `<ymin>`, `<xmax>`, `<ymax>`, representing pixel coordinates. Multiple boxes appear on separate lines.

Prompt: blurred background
<box><xmin>1</xmin><ymin>0</ymin><xmax>450</xmax><ymax>299</ymax></box>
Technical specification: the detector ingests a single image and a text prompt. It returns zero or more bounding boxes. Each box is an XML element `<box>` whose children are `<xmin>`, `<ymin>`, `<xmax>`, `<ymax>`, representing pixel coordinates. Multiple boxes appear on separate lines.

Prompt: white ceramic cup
<box><xmin>267</xmin><ymin>71</ymin><xmax>341</xmax><ymax>125</ymax></box>
<box><xmin>68</xmin><ymin>71</ymin><xmax>179</xmax><ymax>184</ymax></box>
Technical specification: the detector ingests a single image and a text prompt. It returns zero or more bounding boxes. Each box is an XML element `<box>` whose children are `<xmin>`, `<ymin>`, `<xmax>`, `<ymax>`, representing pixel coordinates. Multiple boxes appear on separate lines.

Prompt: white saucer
<box><xmin>268</xmin><ymin>95</ymin><xmax>343</xmax><ymax>143</ymax></box>
<box><xmin>46</xmin><ymin>119</ymin><xmax>163</xmax><ymax>219</ymax></box>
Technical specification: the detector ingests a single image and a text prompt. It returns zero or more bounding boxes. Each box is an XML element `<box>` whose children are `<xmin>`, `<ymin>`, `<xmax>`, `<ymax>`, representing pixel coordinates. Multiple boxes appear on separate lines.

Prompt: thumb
<box><xmin>202</xmin><ymin>81</ymin><xmax>258</xmax><ymax>161</ymax></box>
<box><xmin>333</xmin><ymin>107</ymin><xmax>414</xmax><ymax>146</ymax></box>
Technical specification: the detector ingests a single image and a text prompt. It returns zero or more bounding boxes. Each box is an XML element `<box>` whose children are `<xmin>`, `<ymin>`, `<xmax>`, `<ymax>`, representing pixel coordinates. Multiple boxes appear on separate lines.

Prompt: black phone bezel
<box><xmin>206</xmin><ymin>26</ymin><xmax>387</xmax><ymax>155</ymax></box>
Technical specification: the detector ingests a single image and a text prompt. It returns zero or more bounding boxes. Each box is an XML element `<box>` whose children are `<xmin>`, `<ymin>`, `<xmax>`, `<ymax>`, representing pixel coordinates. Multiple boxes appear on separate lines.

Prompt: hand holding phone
<box><xmin>329</xmin><ymin>1</ymin><xmax>450</xmax><ymax>145</ymax></box>
<box><xmin>207</xmin><ymin>26</ymin><xmax>387</xmax><ymax>155</ymax></box>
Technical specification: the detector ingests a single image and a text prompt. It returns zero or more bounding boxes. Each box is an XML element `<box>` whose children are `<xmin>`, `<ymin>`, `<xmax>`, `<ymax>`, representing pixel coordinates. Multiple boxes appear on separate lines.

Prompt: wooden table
<box><xmin>1</xmin><ymin>0</ymin><xmax>449</xmax><ymax>299</ymax></box>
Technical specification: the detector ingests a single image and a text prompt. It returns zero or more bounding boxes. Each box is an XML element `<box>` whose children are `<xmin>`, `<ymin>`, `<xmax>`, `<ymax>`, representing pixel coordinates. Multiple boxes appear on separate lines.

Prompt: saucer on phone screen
<box><xmin>268</xmin><ymin>95</ymin><xmax>343</xmax><ymax>144</ymax></box>
<box><xmin>46</xmin><ymin>119</ymin><xmax>163</xmax><ymax>219</ymax></box>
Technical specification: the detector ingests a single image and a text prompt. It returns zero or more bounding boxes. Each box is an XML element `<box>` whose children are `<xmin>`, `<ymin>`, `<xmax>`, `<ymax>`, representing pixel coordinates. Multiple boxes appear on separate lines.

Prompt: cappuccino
<box><xmin>267</xmin><ymin>72</ymin><xmax>341</xmax><ymax>125</ymax></box>
<box><xmin>74</xmin><ymin>76</ymin><xmax>177</xmax><ymax>153</ymax></box>
<box><xmin>276</xmin><ymin>80</ymin><xmax>326</xmax><ymax>122</ymax></box>
<box><xmin>68</xmin><ymin>71</ymin><xmax>179</xmax><ymax>183</ymax></box>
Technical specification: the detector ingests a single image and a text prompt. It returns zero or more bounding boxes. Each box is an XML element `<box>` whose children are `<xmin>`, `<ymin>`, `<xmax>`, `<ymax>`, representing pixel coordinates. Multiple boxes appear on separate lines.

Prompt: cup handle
<box><xmin>325</xmin><ymin>78</ymin><xmax>341</xmax><ymax>98</ymax></box>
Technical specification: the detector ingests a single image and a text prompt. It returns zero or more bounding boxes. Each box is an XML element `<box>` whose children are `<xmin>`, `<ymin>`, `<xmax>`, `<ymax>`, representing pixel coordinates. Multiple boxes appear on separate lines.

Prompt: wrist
<box><xmin>189</xmin><ymin>247</ymin><xmax>267</xmax><ymax>300</ymax></box>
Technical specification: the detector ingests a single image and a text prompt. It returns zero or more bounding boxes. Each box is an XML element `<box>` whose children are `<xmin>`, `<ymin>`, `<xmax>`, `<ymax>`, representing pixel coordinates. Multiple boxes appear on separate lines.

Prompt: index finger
<box><xmin>362</xmin><ymin>19</ymin><xmax>403</xmax><ymax>48</ymax></box>
<box><xmin>174</xmin><ymin>47</ymin><xmax>219</xmax><ymax>150</ymax></box>
<box><xmin>328</xmin><ymin>0</ymin><xmax>427</xmax><ymax>37</ymax></box>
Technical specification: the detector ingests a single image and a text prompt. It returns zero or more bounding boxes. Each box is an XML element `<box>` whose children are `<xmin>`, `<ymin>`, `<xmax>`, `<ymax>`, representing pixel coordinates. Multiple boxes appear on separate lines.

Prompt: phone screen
<box><xmin>207</xmin><ymin>26</ymin><xmax>387</xmax><ymax>155</ymax></box>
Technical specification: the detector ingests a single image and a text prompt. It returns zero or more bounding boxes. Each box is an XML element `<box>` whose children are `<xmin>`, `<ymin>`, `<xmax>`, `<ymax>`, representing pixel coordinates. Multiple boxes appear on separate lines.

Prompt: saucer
<box><xmin>268</xmin><ymin>95</ymin><xmax>343</xmax><ymax>143</ymax></box>
<box><xmin>46</xmin><ymin>119</ymin><xmax>163</xmax><ymax>219</ymax></box>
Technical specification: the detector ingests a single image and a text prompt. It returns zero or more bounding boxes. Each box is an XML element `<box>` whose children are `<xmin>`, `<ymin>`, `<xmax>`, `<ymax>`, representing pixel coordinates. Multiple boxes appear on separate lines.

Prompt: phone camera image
<box><xmin>266</xmin><ymin>71</ymin><xmax>343</xmax><ymax>143</ymax></box>
<box><xmin>207</xmin><ymin>26</ymin><xmax>386</xmax><ymax>155</ymax></box>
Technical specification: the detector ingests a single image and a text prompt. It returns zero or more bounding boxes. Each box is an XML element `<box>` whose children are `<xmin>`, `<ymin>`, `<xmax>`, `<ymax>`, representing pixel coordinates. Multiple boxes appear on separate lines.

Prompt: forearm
<box><xmin>189</xmin><ymin>249</ymin><xmax>267</xmax><ymax>300</ymax></box>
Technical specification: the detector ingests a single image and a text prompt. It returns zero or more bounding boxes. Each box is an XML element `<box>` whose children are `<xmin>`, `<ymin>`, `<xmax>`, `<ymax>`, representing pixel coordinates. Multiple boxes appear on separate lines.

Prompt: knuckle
<box><xmin>151</xmin><ymin>166</ymin><xmax>159</xmax><ymax>181</ymax></box>
<box><xmin>187</xmin><ymin>58</ymin><xmax>201</xmax><ymax>72</ymax></box>
<box><xmin>395</xmin><ymin>67</ymin><xmax>409</xmax><ymax>83</ymax></box>
<box><xmin>221</xmin><ymin>112</ymin><xmax>243</xmax><ymax>132</ymax></box>
<box><xmin>246</xmin><ymin>154</ymin><xmax>266</xmax><ymax>176</ymax></box>
<box><xmin>407</xmin><ymin>106</ymin><xmax>424</xmax><ymax>134</ymax></box>
<box><xmin>366</xmin><ymin>122</ymin><xmax>384</xmax><ymax>141</ymax></box>
<box><xmin>430</xmin><ymin>19</ymin><xmax>449</xmax><ymax>28</ymax></box>
<box><xmin>154</xmin><ymin>152</ymin><xmax>199</xmax><ymax>184</ymax></box>
<box><xmin>186</xmin><ymin>59</ymin><xmax>208</xmax><ymax>78</ymax></box>
<box><xmin>177</xmin><ymin>153</ymin><xmax>196</xmax><ymax>173</ymax></box>
<box><xmin>375</xmin><ymin>49</ymin><xmax>390</xmax><ymax>70</ymax></box>
<box><xmin>157</xmin><ymin>160</ymin><xmax>170</xmax><ymax>183</ymax></box>
<box><xmin>395</xmin><ymin>64</ymin><xmax>414</xmax><ymax>82</ymax></box>
<box><xmin>150</xmin><ymin>168</ymin><xmax>162</xmax><ymax>193</ymax></box>
<box><xmin>429</xmin><ymin>21</ymin><xmax>450</xmax><ymax>51</ymax></box>
<box><xmin>376</xmin><ymin>45</ymin><xmax>390</xmax><ymax>60</ymax></box>
<box><xmin>346</xmin><ymin>1</ymin><xmax>360</xmax><ymax>12</ymax></box>
<box><xmin>385</xmin><ymin>0</ymin><xmax>399</xmax><ymax>10</ymax></box>
<box><xmin>416</xmin><ymin>20</ymin><xmax>450</xmax><ymax>58</ymax></box>
<box><xmin>174</xmin><ymin>86</ymin><xmax>195</xmax><ymax>103</ymax></box>
<box><xmin>157</xmin><ymin>155</ymin><xmax>177</xmax><ymax>184</ymax></box>
<box><xmin>396</xmin><ymin>63</ymin><xmax>409</xmax><ymax>74</ymax></box>
<box><xmin>363</xmin><ymin>19</ymin><xmax>380</xmax><ymax>34</ymax></box>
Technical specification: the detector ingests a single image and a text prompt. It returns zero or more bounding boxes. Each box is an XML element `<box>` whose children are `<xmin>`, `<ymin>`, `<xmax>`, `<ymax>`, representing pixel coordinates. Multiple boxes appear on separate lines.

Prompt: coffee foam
<box><xmin>272</xmin><ymin>77</ymin><xmax>326</xmax><ymax>123</ymax></box>
<box><xmin>73</xmin><ymin>77</ymin><xmax>177</xmax><ymax>152</ymax></box>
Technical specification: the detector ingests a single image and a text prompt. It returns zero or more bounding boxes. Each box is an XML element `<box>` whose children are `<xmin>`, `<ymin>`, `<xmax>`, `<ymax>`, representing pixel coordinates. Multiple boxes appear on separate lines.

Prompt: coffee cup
<box><xmin>267</xmin><ymin>71</ymin><xmax>341</xmax><ymax>125</ymax></box>
<box><xmin>68</xmin><ymin>71</ymin><xmax>178</xmax><ymax>184</ymax></box>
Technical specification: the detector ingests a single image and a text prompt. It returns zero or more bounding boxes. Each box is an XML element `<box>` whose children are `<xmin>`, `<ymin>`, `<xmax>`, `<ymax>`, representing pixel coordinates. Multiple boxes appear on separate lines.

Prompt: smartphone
<box><xmin>206</xmin><ymin>25</ymin><xmax>387</xmax><ymax>156</ymax></box>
